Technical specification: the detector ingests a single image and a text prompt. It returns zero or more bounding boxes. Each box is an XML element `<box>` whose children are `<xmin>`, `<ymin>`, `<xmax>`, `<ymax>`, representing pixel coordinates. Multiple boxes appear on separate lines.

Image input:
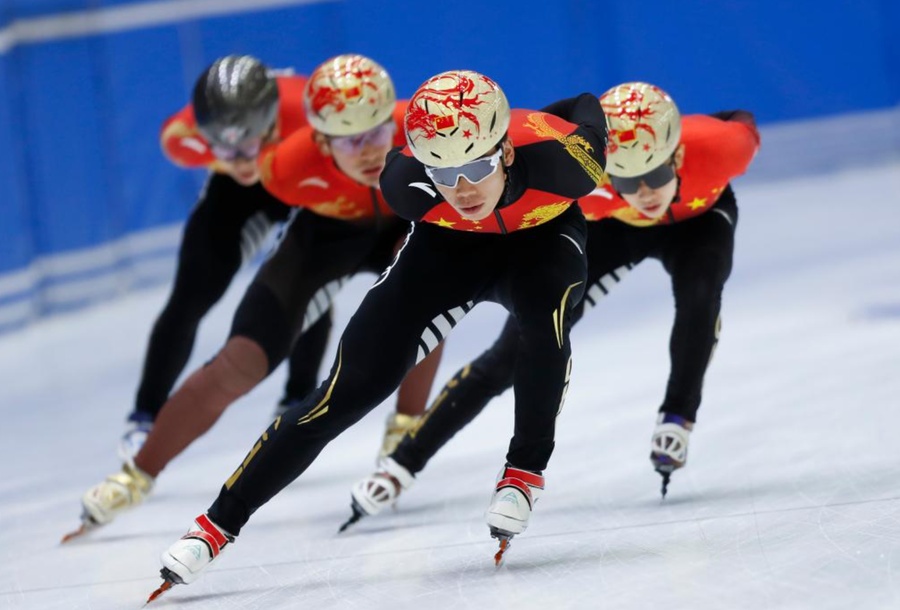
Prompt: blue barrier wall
<box><xmin>1</xmin><ymin>0</ymin><xmax>898</xmax><ymax>331</ymax></box>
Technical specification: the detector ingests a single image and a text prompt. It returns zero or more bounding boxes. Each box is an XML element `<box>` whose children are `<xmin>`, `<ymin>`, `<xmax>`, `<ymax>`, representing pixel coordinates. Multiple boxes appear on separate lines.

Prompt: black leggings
<box><xmin>208</xmin><ymin>206</ymin><xmax>589</xmax><ymax>534</ymax></box>
<box><xmin>227</xmin><ymin>209</ymin><xmax>409</xmax><ymax>376</ymax></box>
<box><xmin>133</xmin><ymin>173</ymin><xmax>331</xmax><ymax>418</ymax></box>
<box><xmin>393</xmin><ymin>189</ymin><xmax>739</xmax><ymax>474</ymax></box>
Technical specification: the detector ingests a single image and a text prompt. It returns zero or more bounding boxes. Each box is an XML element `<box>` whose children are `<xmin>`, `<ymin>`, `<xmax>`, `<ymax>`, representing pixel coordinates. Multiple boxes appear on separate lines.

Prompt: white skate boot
<box><xmin>63</xmin><ymin>462</ymin><xmax>155</xmax><ymax>543</ymax></box>
<box><xmin>160</xmin><ymin>514</ymin><xmax>234</xmax><ymax>584</ymax></box>
<box><xmin>378</xmin><ymin>412</ymin><xmax>422</xmax><ymax>460</ymax></box>
<box><xmin>650</xmin><ymin>412</ymin><xmax>694</xmax><ymax>497</ymax></box>
<box><xmin>117</xmin><ymin>412</ymin><xmax>153</xmax><ymax>465</ymax></box>
<box><xmin>147</xmin><ymin>514</ymin><xmax>234</xmax><ymax>602</ymax></box>
<box><xmin>81</xmin><ymin>462</ymin><xmax>154</xmax><ymax>525</ymax></box>
<box><xmin>340</xmin><ymin>457</ymin><xmax>415</xmax><ymax>532</ymax></box>
<box><xmin>485</xmin><ymin>465</ymin><xmax>544</xmax><ymax>565</ymax></box>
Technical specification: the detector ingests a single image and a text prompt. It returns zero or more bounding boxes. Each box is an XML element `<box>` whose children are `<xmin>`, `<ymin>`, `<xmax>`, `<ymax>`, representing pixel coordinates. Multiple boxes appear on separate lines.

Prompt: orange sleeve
<box><xmin>159</xmin><ymin>104</ymin><xmax>217</xmax><ymax>169</ymax></box>
<box><xmin>718</xmin><ymin>119</ymin><xmax>759</xmax><ymax>178</ymax></box>
<box><xmin>258</xmin><ymin>127</ymin><xmax>318</xmax><ymax>206</ymax></box>
<box><xmin>691</xmin><ymin>114</ymin><xmax>760</xmax><ymax>180</ymax></box>
<box><xmin>578</xmin><ymin>184</ymin><xmax>630</xmax><ymax>221</ymax></box>
<box><xmin>273</xmin><ymin>75</ymin><xmax>310</xmax><ymax>138</ymax></box>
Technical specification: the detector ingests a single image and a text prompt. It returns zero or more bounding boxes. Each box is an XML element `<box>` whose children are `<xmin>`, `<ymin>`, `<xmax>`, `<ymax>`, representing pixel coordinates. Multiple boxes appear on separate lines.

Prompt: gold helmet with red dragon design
<box><xmin>304</xmin><ymin>54</ymin><xmax>396</xmax><ymax>136</ymax></box>
<box><xmin>600</xmin><ymin>82</ymin><xmax>681</xmax><ymax>178</ymax></box>
<box><xmin>404</xmin><ymin>70</ymin><xmax>511</xmax><ymax>168</ymax></box>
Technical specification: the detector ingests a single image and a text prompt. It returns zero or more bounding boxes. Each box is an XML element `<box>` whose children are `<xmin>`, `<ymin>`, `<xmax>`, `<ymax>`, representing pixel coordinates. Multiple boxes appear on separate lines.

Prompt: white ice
<box><xmin>1</xmin><ymin>162</ymin><xmax>899</xmax><ymax>610</ymax></box>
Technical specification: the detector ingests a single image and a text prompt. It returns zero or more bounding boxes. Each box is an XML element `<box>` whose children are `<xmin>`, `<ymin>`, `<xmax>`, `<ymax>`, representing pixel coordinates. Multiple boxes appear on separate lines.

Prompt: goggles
<box><xmin>328</xmin><ymin>122</ymin><xmax>396</xmax><ymax>154</ymax></box>
<box><xmin>211</xmin><ymin>138</ymin><xmax>264</xmax><ymax>161</ymax></box>
<box><xmin>609</xmin><ymin>162</ymin><xmax>676</xmax><ymax>195</ymax></box>
<box><xmin>424</xmin><ymin>149</ymin><xmax>503</xmax><ymax>188</ymax></box>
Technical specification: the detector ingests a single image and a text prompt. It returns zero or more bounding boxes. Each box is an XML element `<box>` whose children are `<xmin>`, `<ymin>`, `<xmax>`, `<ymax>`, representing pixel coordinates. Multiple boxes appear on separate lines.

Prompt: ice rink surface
<box><xmin>1</xmin><ymin>162</ymin><xmax>899</xmax><ymax>609</ymax></box>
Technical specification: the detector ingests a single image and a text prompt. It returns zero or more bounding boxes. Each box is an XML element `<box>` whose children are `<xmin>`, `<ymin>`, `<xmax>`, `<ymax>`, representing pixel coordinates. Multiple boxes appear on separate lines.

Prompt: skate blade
<box><xmin>145</xmin><ymin>567</ymin><xmax>183</xmax><ymax>605</ymax></box>
<box><xmin>660</xmin><ymin>471</ymin><xmax>671</xmax><ymax>499</ymax></box>
<box><xmin>489</xmin><ymin>527</ymin><xmax>514</xmax><ymax>567</ymax></box>
<box><xmin>60</xmin><ymin>516</ymin><xmax>100</xmax><ymax>544</ymax></box>
<box><xmin>652</xmin><ymin>457</ymin><xmax>678</xmax><ymax>500</ymax></box>
<box><xmin>493</xmin><ymin>537</ymin><xmax>512</xmax><ymax>567</ymax></box>
<box><xmin>61</xmin><ymin>524</ymin><xmax>90</xmax><ymax>544</ymax></box>
<box><xmin>338</xmin><ymin>501</ymin><xmax>366</xmax><ymax>533</ymax></box>
<box><xmin>144</xmin><ymin>580</ymin><xmax>173</xmax><ymax>605</ymax></box>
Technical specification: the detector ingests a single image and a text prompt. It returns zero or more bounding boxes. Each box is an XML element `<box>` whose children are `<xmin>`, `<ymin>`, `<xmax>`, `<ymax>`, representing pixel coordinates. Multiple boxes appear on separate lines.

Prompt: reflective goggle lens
<box><xmin>609</xmin><ymin>162</ymin><xmax>676</xmax><ymax>195</ymax></box>
<box><xmin>211</xmin><ymin>138</ymin><xmax>264</xmax><ymax>161</ymax></box>
<box><xmin>329</xmin><ymin>122</ymin><xmax>396</xmax><ymax>154</ymax></box>
<box><xmin>424</xmin><ymin>149</ymin><xmax>503</xmax><ymax>188</ymax></box>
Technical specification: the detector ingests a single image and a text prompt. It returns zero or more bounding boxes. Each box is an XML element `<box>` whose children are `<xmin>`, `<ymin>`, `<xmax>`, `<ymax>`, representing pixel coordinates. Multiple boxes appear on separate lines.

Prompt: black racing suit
<box><xmin>205</xmin><ymin>93</ymin><xmax>608</xmax><ymax>535</ymax></box>
<box><xmin>132</xmin><ymin>173</ymin><xmax>332</xmax><ymax>420</ymax></box>
<box><xmin>391</xmin><ymin>188</ymin><xmax>738</xmax><ymax>476</ymax></box>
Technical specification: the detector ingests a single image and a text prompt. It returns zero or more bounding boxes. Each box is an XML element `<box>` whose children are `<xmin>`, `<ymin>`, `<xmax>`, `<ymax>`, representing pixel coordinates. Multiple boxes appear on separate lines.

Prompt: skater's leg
<box><xmin>208</xmin><ymin>224</ymin><xmax>487</xmax><ymax>535</ymax></box>
<box><xmin>391</xmin><ymin>316</ymin><xmax>520</xmax><ymax>474</ymax></box>
<box><xmin>133</xmin><ymin>175</ymin><xmax>274</xmax><ymax>420</ymax></box>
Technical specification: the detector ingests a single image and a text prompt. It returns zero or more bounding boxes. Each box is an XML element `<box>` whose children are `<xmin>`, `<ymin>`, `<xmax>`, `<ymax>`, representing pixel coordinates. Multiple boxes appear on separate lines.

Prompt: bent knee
<box><xmin>209</xmin><ymin>337</ymin><xmax>269</xmax><ymax>395</ymax></box>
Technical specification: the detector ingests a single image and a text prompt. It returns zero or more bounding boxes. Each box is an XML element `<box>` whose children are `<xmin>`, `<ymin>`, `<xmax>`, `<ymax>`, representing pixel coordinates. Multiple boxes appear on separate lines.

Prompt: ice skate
<box><xmin>148</xmin><ymin>514</ymin><xmax>234</xmax><ymax>602</ymax></box>
<box><xmin>650</xmin><ymin>412</ymin><xmax>693</xmax><ymax>498</ymax></box>
<box><xmin>340</xmin><ymin>457</ymin><xmax>415</xmax><ymax>532</ymax></box>
<box><xmin>378</xmin><ymin>412</ymin><xmax>421</xmax><ymax>460</ymax></box>
<box><xmin>63</xmin><ymin>462</ymin><xmax>154</xmax><ymax>542</ymax></box>
<box><xmin>118</xmin><ymin>411</ymin><xmax>153</xmax><ymax>465</ymax></box>
<box><xmin>485</xmin><ymin>466</ymin><xmax>544</xmax><ymax>566</ymax></box>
